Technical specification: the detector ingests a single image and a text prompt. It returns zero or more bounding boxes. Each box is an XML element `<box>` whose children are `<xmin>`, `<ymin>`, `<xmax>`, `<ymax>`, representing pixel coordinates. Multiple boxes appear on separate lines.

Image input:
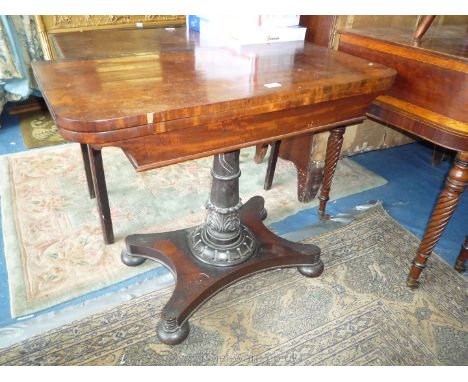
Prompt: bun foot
<box><xmin>123</xmin><ymin>196</ymin><xmax>323</xmax><ymax>345</ymax></box>
<box><xmin>298</xmin><ymin>260</ymin><xmax>324</xmax><ymax>278</ymax></box>
<box><xmin>157</xmin><ymin>319</ymin><xmax>190</xmax><ymax>345</ymax></box>
<box><xmin>121</xmin><ymin>247</ymin><xmax>146</xmax><ymax>267</ymax></box>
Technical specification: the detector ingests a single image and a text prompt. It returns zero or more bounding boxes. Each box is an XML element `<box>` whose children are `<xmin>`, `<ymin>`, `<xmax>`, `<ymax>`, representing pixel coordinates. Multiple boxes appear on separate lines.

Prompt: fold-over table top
<box><xmin>33</xmin><ymin>27</ymin><xmax>395</xmax><ymax>134</ymax></box>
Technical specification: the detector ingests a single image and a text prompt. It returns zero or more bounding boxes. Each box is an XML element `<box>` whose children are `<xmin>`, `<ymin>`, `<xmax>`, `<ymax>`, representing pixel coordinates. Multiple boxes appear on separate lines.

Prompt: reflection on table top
<box><xmin>342</xmin><ymin>25</ymin><xmax>468</xmax><ymax>60</ymax></box>
<box><xmin>34</xmin><ymin>27</ymin><xmax>395</xmax><ymax>133</ymax></box>
<box><xmin>51</xmin><ymin>27</ymin><xmax>199</xmax><ymax>60</ymax></box>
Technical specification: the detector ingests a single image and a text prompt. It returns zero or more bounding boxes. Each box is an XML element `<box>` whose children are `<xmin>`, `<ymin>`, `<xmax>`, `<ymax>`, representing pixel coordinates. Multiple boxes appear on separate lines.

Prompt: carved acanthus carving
<box><xmin>205</xmin><ymin>201</ymin><xmax>242</xmax><ymax>233</ymax></box>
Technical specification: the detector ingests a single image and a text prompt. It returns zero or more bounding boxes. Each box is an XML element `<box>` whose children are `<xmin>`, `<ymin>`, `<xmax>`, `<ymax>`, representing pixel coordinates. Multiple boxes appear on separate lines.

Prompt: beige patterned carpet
<box><xmin>0</xmin><ymin>206</ymin><xmax>466</xmax><ymax>366</ymax></box>
<box><xmin>0</xmin><ymin>143</ymin><xmax>386</xmax><ymax>318</ymax></box>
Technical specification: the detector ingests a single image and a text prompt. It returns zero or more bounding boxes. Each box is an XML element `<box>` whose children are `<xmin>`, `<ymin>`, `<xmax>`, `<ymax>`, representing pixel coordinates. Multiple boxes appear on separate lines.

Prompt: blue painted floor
<box><xmin>0</xmin><ymin>101</ymin><xmax>466</xmax><ymax>329</ymax></box>
<box><xmin>272</xmin><ymin>142</ymin><xmax>468</xmax><ymax>267</ymax></box>
<box><xmin>0</xmin><ymin>105</ymin><xmax>25</xmax><ymax>155</ymax></box>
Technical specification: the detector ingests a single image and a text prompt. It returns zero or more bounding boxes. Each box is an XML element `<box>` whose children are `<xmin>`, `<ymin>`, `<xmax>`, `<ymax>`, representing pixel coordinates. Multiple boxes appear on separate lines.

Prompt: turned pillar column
<box><xmin>189</xmin><ymin>151</ymin><xmax>257</xmax><ymax>266</ymax></box>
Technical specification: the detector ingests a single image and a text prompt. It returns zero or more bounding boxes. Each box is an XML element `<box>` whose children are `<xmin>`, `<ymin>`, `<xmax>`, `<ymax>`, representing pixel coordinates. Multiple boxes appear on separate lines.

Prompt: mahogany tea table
<box><xmin>33</xmin><ymin>38</ymin><xmax>395</xmax><ymax>345</ymax></box>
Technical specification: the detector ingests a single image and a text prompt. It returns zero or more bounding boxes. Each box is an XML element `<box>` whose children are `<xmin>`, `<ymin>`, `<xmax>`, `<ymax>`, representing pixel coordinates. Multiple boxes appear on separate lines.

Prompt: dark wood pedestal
<box><xmin>120</xmin><ymin>151</ymin><xmax>323</xmax><ymax>345</ymax></box>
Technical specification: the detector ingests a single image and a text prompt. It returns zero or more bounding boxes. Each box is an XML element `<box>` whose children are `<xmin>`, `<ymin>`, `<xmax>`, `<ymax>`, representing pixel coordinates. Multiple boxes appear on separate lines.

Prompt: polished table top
<box><xmin>33</xmin><ymin>27</ymin><xmax>395</xmax><ymax>171</ymax></box>
<box><xmin>338</xmin><ymin>25</ymin><xmax>468</xmax><ymax>152</ymax></box>
<box><xmin>34</xmin><ymin>27</ymin><xmax>395</xmax><ymax>136</ymax></box>
<box><xmin>343</xmin><ymin>25</ymin><xmax>468</xmax><ymax>60</ymax></box>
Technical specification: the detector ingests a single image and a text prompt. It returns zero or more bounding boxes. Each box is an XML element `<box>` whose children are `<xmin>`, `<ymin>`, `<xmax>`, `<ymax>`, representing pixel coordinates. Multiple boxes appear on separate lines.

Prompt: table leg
<box><xmin>407</xmin><ymin>152</ymin><xmax>468</xmax><ymax>288</ymax></box>
<box><xmin>120</xmin><ymin>150</ymin><xmax>323</xmax><ymax>345</ymax></box>
<box><xmin>87</xmin><ymin>145</ymin><xmax>115</xmax><ymax>245</ymax></box>
<box><xmin>262</xmin><ymin>134</ymin><xmax>323</xmax><ymax>203</ymax></box>
<box><xmin>80</xmin><ymin>143</ymin><xmax>95</xmax><ymax>199</ymax></box>
<box><xmin>431</xmin><ymin>145</ymin><xmax>450</xmax><ymax>167</ymax></box>
<box><xmin>318</xmin><ymin>127</ymin><xmax>346</xmax><ymax>219</ymax></box>
<box><xmin>264</xmin><ymin>141</ymin><xmax>281</xmax><ymax>191</ymax></box>
<box><xmin>254</xmin><ymin>143</ymin><xmax>269</xmax><ymax>164</ymax></box>
<box><xmin>454</xmin><ymin>236</ymin><xmax>468</xmax><ymax>273</ymax></box>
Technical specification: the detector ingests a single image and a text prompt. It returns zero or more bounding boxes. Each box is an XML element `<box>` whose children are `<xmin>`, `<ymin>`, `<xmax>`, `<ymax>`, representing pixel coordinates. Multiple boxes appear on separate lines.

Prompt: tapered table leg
<box><xmin>318</xmin><ymin>127</ymin><xmax>346</xmax><ymax>219</ymax></box>
<box><xmin>80</xmin><ymin>143</ymin><xmax>95</xmax><ymax>199</ymax></box>
<box><xmin>121</xmin><ymin>151</ymin><xmax>323</xmax><ymax>345</ymax></box>
<box><xmin>454</xmin><ymin>236</ymin><xmax>468</xmax><ymax>273</ymax></box>
<box><xmin>264</xmin><ymin>141</ymin><xmax>281</xmax><ymax>191</ymax></box>
<box><xmin>407</xmin><ymin>152</ymin><xmax>468</xmax><ymax>288</ymax></box>
<box><xmin>88</xmin><ymin>146</ymin><xmax>115</xmax><ymax>245</ymax></box>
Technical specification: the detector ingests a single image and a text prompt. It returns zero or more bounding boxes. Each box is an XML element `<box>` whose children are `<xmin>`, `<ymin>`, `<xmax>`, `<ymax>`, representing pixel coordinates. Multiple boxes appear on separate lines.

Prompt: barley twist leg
<box><xmin>318</xmin><ymin>127</ymin><xmax>346</xmax><ymax>219</ymax></box>
<box><xmin>407</xmin><ymin>152</ymin><xmax>468</xmax><ymax>288</ymax></box>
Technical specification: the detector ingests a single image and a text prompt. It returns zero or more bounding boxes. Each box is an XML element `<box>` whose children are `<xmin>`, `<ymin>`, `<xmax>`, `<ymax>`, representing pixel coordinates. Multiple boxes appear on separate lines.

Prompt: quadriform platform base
<box><xmin>121</xmin><ymin>151</ymin><xmax>323</xmax><ymax>345</ymax></box>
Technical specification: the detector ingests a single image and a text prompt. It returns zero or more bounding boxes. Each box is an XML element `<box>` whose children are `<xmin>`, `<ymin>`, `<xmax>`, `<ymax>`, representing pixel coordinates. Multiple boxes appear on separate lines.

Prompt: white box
<box><xmin>188</xmin><ymin>15</ymin><xmax>306</xmax><ymax>47</ymax></box>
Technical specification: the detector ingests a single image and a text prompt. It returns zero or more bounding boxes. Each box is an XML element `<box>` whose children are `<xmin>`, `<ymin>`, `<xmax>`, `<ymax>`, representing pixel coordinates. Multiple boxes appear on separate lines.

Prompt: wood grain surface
<box><xmin>338</xmin><ymin>27</ymin><xmax>468</xmax><ymax>149</ymax></box>
<box><xmin>34</xmin><ymin>27</ymin><xmax>395</xmax><ymax>171</ymax></box>
<box><xmin>34</xmin><ymin>29</ymin><xmax>395</xmax><ymax>135</ymax></box>
<box><xmin>339</xmin><ymin>31</ymin><xmax>468</xmax><ymax>124</ymax></box>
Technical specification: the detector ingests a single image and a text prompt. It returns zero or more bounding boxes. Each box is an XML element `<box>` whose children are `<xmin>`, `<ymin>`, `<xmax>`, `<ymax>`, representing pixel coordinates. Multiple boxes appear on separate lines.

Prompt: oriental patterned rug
<box><xmin>0</xmin><ymin>143</ymin><xmax>387</xmax><ymax>317</ymax></box>
<box><xmin>0</xmin><ymin>206</ymin><xmax>466</xmax><ymax>365</ymax></box>
<box><xmin>18</xmin><ymin>110</ymin><xmax>66</xmax><ymax>149</ymax></box>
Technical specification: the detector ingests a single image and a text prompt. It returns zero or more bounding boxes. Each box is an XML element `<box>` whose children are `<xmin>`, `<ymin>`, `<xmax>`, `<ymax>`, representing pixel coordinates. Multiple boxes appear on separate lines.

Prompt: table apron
<box><xmin>79</xmin><ymin>92</ymin><xmax>380</xmax><ymax>171</ymax></box>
